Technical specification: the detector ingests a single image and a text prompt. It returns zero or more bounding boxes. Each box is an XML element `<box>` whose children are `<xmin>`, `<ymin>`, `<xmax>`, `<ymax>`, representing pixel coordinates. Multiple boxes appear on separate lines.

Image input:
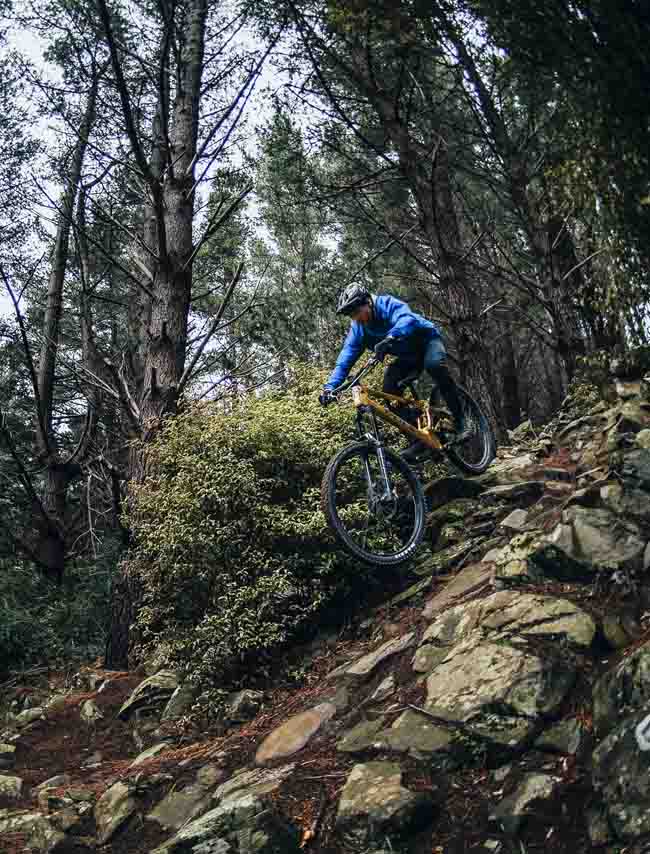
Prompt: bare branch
<box><xmin>178</xmin><ymin>261</ymin><xmax>243</xmax><ymax>395</ymax></box>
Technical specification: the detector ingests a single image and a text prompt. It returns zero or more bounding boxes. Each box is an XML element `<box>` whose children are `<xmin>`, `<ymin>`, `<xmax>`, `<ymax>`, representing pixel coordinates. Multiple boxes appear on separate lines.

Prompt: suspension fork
<box><xmin>356</xmin><ymin>406</ymin><xmax>392</xmax><ymax>500</ymax></box>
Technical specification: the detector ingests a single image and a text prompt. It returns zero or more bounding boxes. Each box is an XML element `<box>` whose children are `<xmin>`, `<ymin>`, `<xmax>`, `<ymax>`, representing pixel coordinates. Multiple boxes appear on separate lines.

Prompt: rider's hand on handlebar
<box><xmin>319</xmin><ymin>387</ymin><xmax>337</xmax><ymax>407</ymax></box>
<box><xmin>374</xmin><ymin>336</ymin><xmax>395</xmax><ymax>362</ymax></box>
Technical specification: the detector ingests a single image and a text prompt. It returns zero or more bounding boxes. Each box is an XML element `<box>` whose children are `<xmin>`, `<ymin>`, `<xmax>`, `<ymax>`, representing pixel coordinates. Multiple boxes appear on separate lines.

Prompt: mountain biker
<box><xmin>319</xmin><ymin>283</ymin><xmax>469</xmax><ymax>459</ymax></box>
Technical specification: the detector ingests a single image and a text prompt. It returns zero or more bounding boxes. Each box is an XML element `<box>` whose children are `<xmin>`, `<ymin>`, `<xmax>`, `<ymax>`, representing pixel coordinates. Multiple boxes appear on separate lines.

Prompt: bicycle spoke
<box><xmin>330</xmin><ymin>448</ymin><xmax>420</xmax><ymax>558</ymax></box>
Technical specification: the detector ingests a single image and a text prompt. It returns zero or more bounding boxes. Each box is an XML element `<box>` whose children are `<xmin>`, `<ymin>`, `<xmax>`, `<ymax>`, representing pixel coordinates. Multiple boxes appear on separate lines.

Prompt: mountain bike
<box><xmin>320</xmin><ymin>356</ymin><xmax>495</xmax><ymax>567</ymax></box>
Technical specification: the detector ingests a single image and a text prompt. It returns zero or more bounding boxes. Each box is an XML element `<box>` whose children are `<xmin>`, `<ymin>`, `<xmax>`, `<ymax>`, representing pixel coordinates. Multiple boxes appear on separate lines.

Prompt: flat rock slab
<box><xmin>148</xmin><ymin>764</ymin><xmax>225</xmax><ymax>830</ymax></box>
<box><xmin>214</xmin><ymin>764</ymin><xmax>295</xmax><ymax>802</ymax></box>
<box><xmin>481</xmin><ymin>481</ymin><xmax>544</xmax><ymax>503</ymax></box>
<box><xmin>499</xmin><ymin>509</ymin><xmax>529</xmax><ymax>531</ymax></box>
<box><xmin>336</xmin><ymin>761</ymin><xmax>435</xmax><ymax>848</ymax></box>
<box><xmin>422</xmin><ymin>563</ymin><xmax>494</xmax><ymax>620</ymax></box>
<box><xmin>344</xmin><ymin>633</ymin><xmax>415</xmax><ymax>680</ymax></box>
<box><xmin>255</xmin><ymin>703</ymin><xmax>336</xmax><ymax>765</ymax></box>
<box><xmin>422</xmin><ymin>591</ymin><xmax>596</xmax><ymax>650</ymax></box>
<box><xmin>380</xmin><ymin>710</ymin><xmax>462</xmax><ymax>768</ymax></box>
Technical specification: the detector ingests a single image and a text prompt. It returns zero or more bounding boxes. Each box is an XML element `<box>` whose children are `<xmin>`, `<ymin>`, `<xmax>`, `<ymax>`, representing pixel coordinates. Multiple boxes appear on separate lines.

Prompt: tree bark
<box><xmin>104</xmin><ymin>0</ymin><xmax>209</xmax><ymax>666</ymax></box>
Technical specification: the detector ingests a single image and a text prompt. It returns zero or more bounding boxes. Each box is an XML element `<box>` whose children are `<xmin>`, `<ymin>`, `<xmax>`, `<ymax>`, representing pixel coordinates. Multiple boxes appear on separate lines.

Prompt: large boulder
<box><xmin>335</xmin><ymin>761</ymin><xmax>435</xmax><ymax>850</ymax></box>
<box><xmin>425</xmin><ymin>633</ymin><xmax>575</xmax><ymax>751</ymax></box>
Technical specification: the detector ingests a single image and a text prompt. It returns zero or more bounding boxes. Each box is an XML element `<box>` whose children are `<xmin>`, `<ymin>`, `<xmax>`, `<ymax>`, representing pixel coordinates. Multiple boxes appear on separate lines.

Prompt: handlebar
<box><xmin>334</xmin><ymin>356</ymin><xmax>381</xmax><ymax>397</ymax></box>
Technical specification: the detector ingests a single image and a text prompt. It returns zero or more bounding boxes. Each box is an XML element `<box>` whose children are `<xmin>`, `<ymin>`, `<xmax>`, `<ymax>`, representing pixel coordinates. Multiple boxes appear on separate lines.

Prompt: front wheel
<box><xmin>321</xmin><ymin>442</ymin><xmax>426</xmax><ymax>566</ymax></box>
<box><xmin>445</xmin><ymin>386</ymin><xmax>495</xmax><ymax>475</ymax></box>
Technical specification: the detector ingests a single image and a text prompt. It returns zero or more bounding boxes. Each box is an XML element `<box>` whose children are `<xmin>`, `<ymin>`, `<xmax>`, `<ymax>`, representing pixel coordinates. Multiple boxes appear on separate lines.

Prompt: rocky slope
<box><xmin>2</xmin><ymin>356</ymin><xmax>650</xmax><ymax>854</ymax></box>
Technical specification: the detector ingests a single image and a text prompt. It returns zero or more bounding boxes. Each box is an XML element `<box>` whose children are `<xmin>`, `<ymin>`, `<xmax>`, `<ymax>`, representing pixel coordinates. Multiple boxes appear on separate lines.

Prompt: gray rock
<box><xmin>14</xmin><ymin>708</ymin><xmax>44</xmax><ymax>728</ymax></box>
<box><xmin>636</xmin><ymin>429</ymin><xmax>650</xmax><ymax>449</ymax></box>
<box><xmin>535</xmin><ymin>718</ymin><xmax>585</xmax><ymax>754</ymax></box>
<box><xmin>499</xmin><ymin>509</ymin><xmax>529</xmax><ymax>531</ymax></box>
<box><xmin>80</xmin><ymin>699</ymin><xmax>103</xmax><ymax>724</ymax></box>
<box><xmin>130</xmin><ymin>741</ymin><xmax>172</xmax><ymax>768</ymax></box>
<box><xmin>151</xmin><ymin>787</ymin><xmax>301</xmax><ymax>854</ymax></box>
<box><xmin>148</xmin><ymin>765</ymin><xmax>224</xmax><ymax>831</ymax></box>
<box><xmin>508</xmin><ymin>419</ymin><xmax>533</xmax><ymax>441</ymax></box>
<box><xmin>602</xmin><ymin>612</ymin><xmax>642</xmax><ymax>649</ymax></box>
<box><xmin>0</xmin><ymin>774</ymin><xmax>23</xmax><ymax>800</ymax></box>
<box><xmin>213</xmin><ymin>764</ymin><xmax>294</xmax><ymax>803</ymax></box>
<box><xmin>481</xmin><ymin>481</ymin><xmax>544</xmax><ymax>503</ymax></box>
<box><xmin>622</xmin><ymin>449</ymin><xmax>650</xmax><ymax>491</ymax></box>
<box><xmin>380</xmin><ymin>710</ymin><xmax>462</xmax><ymax>767</ymax></box>
<box><xmin>412</xmin><ymin>645</ymin><xmax>447</xmax><ymax>674</ymax></box>
<box><xmin>422</xmin><ymin>563</ymin><xmax>494</xmax><ymax>620</ymax></box>
<box><xmin>344</xmin><ymin>633</ymin><xmax>415</xmax><ymax>680</ymax></box>
<box><xmin>367</xmin><ymin>674</ymin><xmax>396</xmax><ymax>704</ymax></box>
<box><xmin>593</xmin><ymin>642</ymin><xmax>650</xmax><ymax>739</ymax></box>
<box><xmin>337</xmin><ymin>717</ymin><xmax>385</xmax><ymax>753</ymax></box>
<box><xmin>560</xmin><ymin>505</ymin><xmax>646</xmax><ymax>570</ymax></box>
<box><xmin>592</xmin><ymin>709</ymin><xmax>650</xmax><ymax>839</ymax></box>
<box><xmin>422</xmin><ymin>591</ymin><xmax>595</xmax><ymax>650</ymax></box>
<box><xmin>255</xmin><ymin>703</ymin><xmax>336</xmax><ymax>765</ymax></box>
<box><xmin>35</xmin><ymin>774</ymin><xmax>71</xmax><ymax>791</ymax></box>
<box><xmin>225</xmin><ymin>689</ymin><xmax>264</xmax><ymax>723</ymax></box>
<box><xmin>336</xmin><ymin>761</ymin><xmax>435</xmax><ymax>849</ymax></box>
<box><xmin>478</xmin><ymin>455</ymin><xmax>538</xmax><ymax>487</ymax></box>
<box><xmin>94</xmin><ymin>781</ymin><xmax>137</xmax><ymax>844</ymax></box>
<box><xmin>161</xmin><ymin>682</ymin><xmax>199</xmax><ymax>721</ymax></box>
<box><xmin>491</xmin><ymin>773</ymin><xmax>560</xmax><ymax>833</ymax></box>
<box><xmin>426</xmin><ymin>633</ymin><xmax>575</xmax><ymax>750</ymax></box>
<box><xmin>118</xmin><ymin>670</ymin><xmax>179</xmax><ymax>721</ymax></box>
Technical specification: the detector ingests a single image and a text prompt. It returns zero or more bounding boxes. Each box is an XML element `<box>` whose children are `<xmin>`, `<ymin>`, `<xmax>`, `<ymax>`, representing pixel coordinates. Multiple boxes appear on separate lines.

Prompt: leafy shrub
<box><xmin>0</xmin><ymin>552</ymin><xmax>115</xmax><ymax>675</ymax></box>
<box><xmin>126</xmin><ymin>362</ymin><xmax>381</xmax><ymax>688</ymax></box>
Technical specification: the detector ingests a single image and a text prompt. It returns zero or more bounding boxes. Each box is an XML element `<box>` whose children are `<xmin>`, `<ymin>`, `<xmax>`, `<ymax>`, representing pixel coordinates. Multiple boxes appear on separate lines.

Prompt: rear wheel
<box><xmin>321</xmin><ymin>442</ymin><xmax>426</xmax><ymax>566</ymax></box>
<box><xmin>445</xmin><ymin>387</ymin><xmax>495</xmax><ymax>475</ymax></box>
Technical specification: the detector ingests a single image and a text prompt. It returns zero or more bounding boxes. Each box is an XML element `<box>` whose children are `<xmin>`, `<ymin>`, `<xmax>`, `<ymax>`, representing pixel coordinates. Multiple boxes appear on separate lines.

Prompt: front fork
<box><xmin>356</xmin><ymin>407</ymin><xmax>393</xmax><ymax>502</ymax></box>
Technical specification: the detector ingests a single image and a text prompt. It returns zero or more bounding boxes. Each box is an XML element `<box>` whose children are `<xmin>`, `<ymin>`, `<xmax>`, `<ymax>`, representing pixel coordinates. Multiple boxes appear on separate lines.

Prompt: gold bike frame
<box><xmin>351</xmin><ymin>384</ymin><xmax>450</xmax><ymax>451</ymax></box>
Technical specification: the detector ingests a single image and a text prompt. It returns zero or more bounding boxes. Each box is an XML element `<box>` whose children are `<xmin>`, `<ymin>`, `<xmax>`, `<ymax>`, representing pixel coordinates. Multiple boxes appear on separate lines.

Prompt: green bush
<box><xmin>0</xmin><ymin>552</ymin><xmax>114</xmax><ymax>675</ymax></box>
<box><xmin>126</xmin><ymin>362</ymin><xmax>379</xmax><ymax>688</ymax></box>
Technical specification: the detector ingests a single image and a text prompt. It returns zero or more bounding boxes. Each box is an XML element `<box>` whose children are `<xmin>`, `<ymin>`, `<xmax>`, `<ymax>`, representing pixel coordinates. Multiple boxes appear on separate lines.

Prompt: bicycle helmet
<box><xmin>336</xmin><ymin>283</ymin><xmax>371</xmax><ymax>315</ymax></box>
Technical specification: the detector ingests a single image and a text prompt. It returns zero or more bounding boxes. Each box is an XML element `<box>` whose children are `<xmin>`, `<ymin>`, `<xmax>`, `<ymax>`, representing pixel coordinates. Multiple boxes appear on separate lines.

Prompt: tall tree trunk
<box><xmin>104</xmin><ymin>0</ymin><xmax>208</xmax><ymax>666</ymax></box>
<box><xmin>33</xmin><ymin>78</ymin><xmax>98</xmax><ymax>582</ymax></box>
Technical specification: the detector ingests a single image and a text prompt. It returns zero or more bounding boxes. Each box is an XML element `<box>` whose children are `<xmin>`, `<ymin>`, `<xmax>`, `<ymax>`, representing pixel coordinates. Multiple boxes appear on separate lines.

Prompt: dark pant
<box><xmin>383</xmin><ymin>336</ymin><xmax>463</xmax><ymax>426</ymax></box>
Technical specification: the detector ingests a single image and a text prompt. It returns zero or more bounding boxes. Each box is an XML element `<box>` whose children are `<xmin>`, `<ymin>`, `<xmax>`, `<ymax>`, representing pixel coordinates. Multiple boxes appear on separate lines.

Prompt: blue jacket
<box><xmin>325</xmin><ymin>294</ymin><xmax>441</xmax><ymax>390</ymax></box>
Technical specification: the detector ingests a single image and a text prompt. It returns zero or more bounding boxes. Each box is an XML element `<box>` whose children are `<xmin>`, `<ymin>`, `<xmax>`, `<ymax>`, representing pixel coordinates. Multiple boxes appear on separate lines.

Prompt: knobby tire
<box><xmin>321</xmin><ymin>441</ymin><xmax>426</xmax><ymax>567</ymax></box>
